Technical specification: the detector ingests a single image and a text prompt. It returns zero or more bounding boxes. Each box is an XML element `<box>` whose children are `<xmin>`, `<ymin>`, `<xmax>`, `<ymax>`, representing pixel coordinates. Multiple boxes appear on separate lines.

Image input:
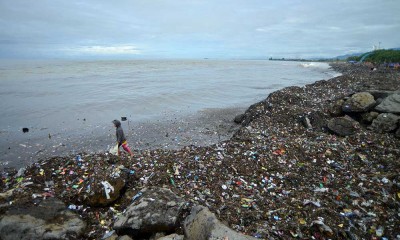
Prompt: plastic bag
<box><xmin>109</xmin><ymin>144</ymin><xmax>119</xmax><ymax>155</ymax></box>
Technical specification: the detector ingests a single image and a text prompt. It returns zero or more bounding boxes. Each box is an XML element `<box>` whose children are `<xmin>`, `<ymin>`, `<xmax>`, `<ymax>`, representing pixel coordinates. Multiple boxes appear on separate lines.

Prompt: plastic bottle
<box><xmin>170</xmin><ymin>177</ymin><xmax>176</xmax><ymax>187</ymax></box>
<box><xmin>132</xmin><ymin>192</ymin><xmax>143</xmax><ymax>202</ymax></box>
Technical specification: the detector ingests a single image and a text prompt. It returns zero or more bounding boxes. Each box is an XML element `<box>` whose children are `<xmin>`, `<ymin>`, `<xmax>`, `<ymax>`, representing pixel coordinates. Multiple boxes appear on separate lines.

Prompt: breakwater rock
<box><xmin>1</xmin><ymin>63</ymin><xmax>399</xmax><ymax>239</ymax></box>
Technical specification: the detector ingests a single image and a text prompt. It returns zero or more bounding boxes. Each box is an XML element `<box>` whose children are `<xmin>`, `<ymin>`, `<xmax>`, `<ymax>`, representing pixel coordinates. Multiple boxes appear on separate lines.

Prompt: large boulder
<box><xmin>0</xmin><ymin>198</ymin><xmax>85</xmax><ymax>240</ymax></box>
<box><xmin>375</xmin><ymin>93</ymin><xmax>400</xmax><ymax>113</ymax></box>
<box><xmin>118</xmin><ymin>236</ymin><xmax>133</xmax><ymax>240</ymax></box>
<box><xmin>113</xmin><ymin>187</ymin><xmax>185</xmax><ymax>236</ymax></box>
<box><xmin>370</xmin><ymin>113</ymin><xmax>400</xmax><ymax>133</ymax></box>
<box><xmin>327</xmin><ymin>117</ymin><xmax>360</xmax><ymax>136</ymax></box>
<box><xmin>183</xmin><ymin>205</ymin><xmax>258</xmax><ymax>240</ymax></box>
<box><xmin>342</xmin><ymin>92</ymin><xmax>376</xmax><ymax>113</ymax></box>
<box><xmin>85</xmin><ymin>178</ymin><xmax>125</xmax><ymax>207</ymax></box>
<box><xmin>234</xmin><ymin>114</ymin><xmax>245</xmax><ymax>124</ymax></box>
<box><xmin>366</xmin><ymin>90</ymin><xmax>397</xmax><ymax>100</ymax></box>
<box><xmin>157</xmin><ymin>233</ymin><xmax>184</xmax><ymax>240</ymax></box>
<box><xmin>0</xmin><ymin>189</ymin><xmax>15</xmax><ymax>201</ymax></box>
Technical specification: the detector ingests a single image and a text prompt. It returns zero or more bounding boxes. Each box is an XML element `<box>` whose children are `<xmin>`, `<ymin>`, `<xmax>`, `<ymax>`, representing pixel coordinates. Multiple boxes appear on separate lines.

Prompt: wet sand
<box><xmin>0</xmin><ymin>107</ymin><xmax>244</xmax><ymax>170</ymax></box>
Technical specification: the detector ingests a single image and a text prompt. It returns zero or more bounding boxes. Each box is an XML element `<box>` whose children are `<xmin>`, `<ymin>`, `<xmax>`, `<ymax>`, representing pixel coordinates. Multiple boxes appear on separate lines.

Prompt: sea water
<box><xmin>0</xmin><ymin>59</ymin><xmax>339</xmax><ymax>168</ymax></box>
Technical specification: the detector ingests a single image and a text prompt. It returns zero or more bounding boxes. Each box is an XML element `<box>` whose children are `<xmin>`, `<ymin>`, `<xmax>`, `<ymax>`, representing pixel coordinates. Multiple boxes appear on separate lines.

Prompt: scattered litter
<box><xmin>101</xmin><ymin>181</ymin><xmax>114</xmax><ymax>200</ymax></box>
<box><xmin>311</xmin><ymin>220</ymin><xmax>333</xmax><ymax>236</ymax></box>
<box><xmin>131</xmin><ymin>191</ymin><xmax>143</xmax><ymax>202</ymax></box>
<box><xmin>101</xmin><ymin>230</ymin><xmax>115</xmax><ymax>239</ymax></box>
<box><xmin>313</xmin><ymin>187</ymin><xmax>329</xmax><ymax>192</ymax></box>
<box><xmin>303</xmin><ymin>199</ymin><xmax>321</xmax><ymax>207</ymax></box>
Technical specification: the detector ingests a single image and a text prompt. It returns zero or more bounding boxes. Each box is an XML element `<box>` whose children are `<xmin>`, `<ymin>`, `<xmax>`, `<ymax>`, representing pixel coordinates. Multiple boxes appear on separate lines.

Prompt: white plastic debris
<box><xmin>313</xmin><ymin>187</ymin><xmax>329</xmax><ymax>192</ymax></box>
<box><xmin>311</xmin><ymin>220</ymin><xmax>333</xmax><ymax>235</ymax></box>
<box><xmin>101</xmin><ymin>181</ymin><xmax>114</xmax><ymax>199</ymax></box>
<box><xmin>303</xmin><ymin>199</ymin><xmax>321</xmax><ymax>207</ymax></box>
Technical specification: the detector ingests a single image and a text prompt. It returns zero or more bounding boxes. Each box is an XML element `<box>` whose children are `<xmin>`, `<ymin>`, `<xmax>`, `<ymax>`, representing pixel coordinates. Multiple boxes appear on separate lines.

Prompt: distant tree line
<box><xmin>347</xmin><ymin>49</ymin><xmax>400</xmax><ymax>63</ymax></box>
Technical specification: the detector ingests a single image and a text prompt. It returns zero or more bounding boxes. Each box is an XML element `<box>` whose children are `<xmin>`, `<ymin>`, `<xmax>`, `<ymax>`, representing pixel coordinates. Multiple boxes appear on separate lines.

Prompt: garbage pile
<box><xmin>1</xmin><ymin>63</ymin><xmax>399</xmax><ymax>239</ymax></box>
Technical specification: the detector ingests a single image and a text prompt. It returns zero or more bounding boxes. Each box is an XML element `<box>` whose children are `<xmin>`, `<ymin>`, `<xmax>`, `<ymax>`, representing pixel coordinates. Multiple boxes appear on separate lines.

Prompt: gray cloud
<box><xmin>0</xmin><ymin>0</ymin><xmax>399</xmax><ymax>58</ymax></box>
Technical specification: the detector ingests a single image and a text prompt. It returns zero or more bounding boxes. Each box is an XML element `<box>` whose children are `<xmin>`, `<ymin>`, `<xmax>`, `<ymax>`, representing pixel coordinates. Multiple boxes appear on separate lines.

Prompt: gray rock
<box><xmin>361</xmin><ymin>111</ymin><xmax>379</xmax><ymax>123</ymax></box>
<box><xmin>375</xmin><ymin>93</ymin><xmax>400</xmax><ymax>113</ymax></box>
<box><xmin>342</xmin><ymin>92</ymin><xmax>375</xmax><ymax>113</ymax></box>
<box><xmin>117</xmin><ymin>236</ymin><xmax>133</xmax><ymax>240</ymax></box>
<box><xmin>149</xmin><ymin>232</ymin><xmax>166</xmax><ymax>240</ymax></box>
<box><xmin>157</xmin><ymin>233</ymin><xmax>184</xmax><ymax>240</ymax></box>
<box><xmin>0</xmin><ymin>189</ymin><xmax>14</xmax><ymax>201</ymax></box>
<box><xmin>0</xmin><ymin>198</ymin><xmax>85</xmax><ymax>240</ymax></box>
<box><xmin>327</xmin><ymin>117</ymin><xmax>359</xmax><ymax>136</ymax></box>
<box><xmin>375</xmin><ymin>97</ymin><xmax>384</xmax><ymax>106</ymax></box>
<box><xmin>370</xmin><ymin>113</ymin><xmax>400</xmax><ymax>133</ymax></box>
<box><xmin>367</xmin><ymin>90</ymin><xmax>398</xmax><ymax>100</ymax></box>
<box><xmin>114</xmin><ymin>187</ymin><xmax>185</xmax><ymax>235</ymax></box>
<box><xmin>234</xmin><ymin>114</ymin><xmax>245</xmax><ymax>124</ymax></box>
<box><xmin>183</xmin><ymin>205</ymin><xmax>257</xmax><ymax>240</ymax></box>
<box><xmin>395</xmin><ymin>128</ymin><xmax>400</xmax><ymax>138</ymax></box>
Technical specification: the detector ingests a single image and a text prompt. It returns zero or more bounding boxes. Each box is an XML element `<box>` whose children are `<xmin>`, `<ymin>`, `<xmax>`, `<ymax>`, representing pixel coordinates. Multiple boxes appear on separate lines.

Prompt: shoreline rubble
<box><xmin>1</xmin><ymin>62</ymin><xmax>399</xmax><ymax>239</ymax></box>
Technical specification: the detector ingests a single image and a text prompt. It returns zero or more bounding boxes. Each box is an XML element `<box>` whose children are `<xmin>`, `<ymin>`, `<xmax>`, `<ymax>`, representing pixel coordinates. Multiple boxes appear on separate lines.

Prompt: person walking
<box><xmin>112</xmin><ymin>119</ymin><xmax>134</xmax><ymax>159</ymax></box>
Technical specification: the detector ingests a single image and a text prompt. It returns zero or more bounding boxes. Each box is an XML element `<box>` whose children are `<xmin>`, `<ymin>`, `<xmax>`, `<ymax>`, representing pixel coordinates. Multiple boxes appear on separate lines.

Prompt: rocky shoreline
<box><xmin>1</xmin><ymin>63</ymin><xmax>399</xmax><ymax>239</ymax></box>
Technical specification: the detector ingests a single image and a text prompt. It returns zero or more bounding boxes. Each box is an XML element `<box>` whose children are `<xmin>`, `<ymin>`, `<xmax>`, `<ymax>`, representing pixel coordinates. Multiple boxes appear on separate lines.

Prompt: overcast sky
<box><xmin>0</xmin><ymin>0</ymin><xmax>399</xmax><ymax>59</ymax></box>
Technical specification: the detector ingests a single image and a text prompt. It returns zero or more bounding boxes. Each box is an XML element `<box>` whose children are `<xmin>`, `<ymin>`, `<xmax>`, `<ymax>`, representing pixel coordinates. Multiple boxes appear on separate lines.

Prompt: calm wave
<box><xmin>0</xmin><ymin>59</ymin><xmax>339</xmax><ymax>168</ymax></box>
<box><xmin>0</xmin><ymin>60</ymin><xmax>338</xmax><ymax>128</ymax></box>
